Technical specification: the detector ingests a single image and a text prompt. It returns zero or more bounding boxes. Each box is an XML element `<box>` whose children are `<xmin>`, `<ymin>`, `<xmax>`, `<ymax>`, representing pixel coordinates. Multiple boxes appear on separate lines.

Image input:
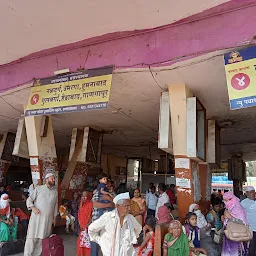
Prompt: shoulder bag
<box><xmin>224</xmin><ymin>220</ymin><xmax>253</xmax><ymax>242</ymax></box>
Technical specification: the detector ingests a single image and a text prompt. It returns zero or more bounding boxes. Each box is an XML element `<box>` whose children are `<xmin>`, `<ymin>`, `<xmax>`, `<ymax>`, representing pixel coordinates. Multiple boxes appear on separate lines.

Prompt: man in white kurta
<box><xmin>88</xmin><ymin>192</ymin><xmax>142</xmax><ymax>256</ymax></box>
<box><xmin>24</xmin><ymin>173</ymin><xmax>58</xmax><ymax>256</ymax></box>
<box><xmin>28</xmin><ymin>179</ymin><xmax>40</xmax><ymax>196</ymax></box>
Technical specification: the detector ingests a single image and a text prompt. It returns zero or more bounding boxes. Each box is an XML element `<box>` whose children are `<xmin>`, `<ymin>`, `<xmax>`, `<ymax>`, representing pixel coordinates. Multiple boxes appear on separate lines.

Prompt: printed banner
<box><xmin>224</xmin><ymin>46</ymin><xmax>256</xmax><ymax>110</ymax></box>
<box><xmin>25</xmin><ymin>66</ymin><xmax>113</xmax><ymax>116</ymax></box>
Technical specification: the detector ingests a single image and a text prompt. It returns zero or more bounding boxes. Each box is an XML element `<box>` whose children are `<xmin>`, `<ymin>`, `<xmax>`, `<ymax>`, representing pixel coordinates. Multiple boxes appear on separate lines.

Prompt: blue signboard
<box><xmin>212</xmin><ymin>176</ymin><xmax>233</xmax><ymax>184</ymax></box>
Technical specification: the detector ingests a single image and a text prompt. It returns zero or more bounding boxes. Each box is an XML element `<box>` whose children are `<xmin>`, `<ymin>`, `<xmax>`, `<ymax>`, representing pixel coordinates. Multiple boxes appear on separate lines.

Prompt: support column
<box><xmin>233</xmin><ymin>179</ymin><xmax>243</xmax><ymax>197</ymax></box>
<box><xmin>174</xmin><ymin>157</ymin><xmax>196</xmax><ymax>221</ymax></box>
<box><xmin>167</xmin><ymin>85</ymin><xmax>218</xmax><ymax>221</ymax></box>
<box><xmin>61</xmin><ymin>127</ymin><xmax>102</xmax><ymax>199</ymax></box>
<box><xmin>198</xmin><ymin>163</ymin><xmax>211</xmax><ymax>215</ymax></box>
<box><xmin>228</xmin><ymin>156</ymin><xmax>246</xmax><ymax>197</ymax></box>
<box><xmin>0</xmin><ymin>133</ymin><xmax>12</xmax><ymax>182</ymax></box>
<box><xmin>24</xmin><ymin>115</ymin><xmax>58</xmax><ymax>185</ymax></box>
<box><xmin>168</xmin><ymin>84</ymin><xmax>196</xmax><ymax>221</ymax></box>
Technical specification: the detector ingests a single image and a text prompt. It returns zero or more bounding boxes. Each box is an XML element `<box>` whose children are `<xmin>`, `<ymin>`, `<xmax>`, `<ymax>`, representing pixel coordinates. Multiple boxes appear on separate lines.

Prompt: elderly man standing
<box><xmin>28</xmin><ymin>178</ymin><xmax>41</xmax><ymax>196</ymax></box>
<box><xmin>241</xmin><ymin>186</ymin><xmax>256</xmax><ymax>256</ymax></box>
<box><xmin>24</xmin><ymin>172</ymin><xmax>58</xmax><ymax>256</ymax></box>
<box><xmin>91</xmin><ymin>190</ymin><xmax>115</xmax><ymax>255</ymax></box>
<box><xmin>88</xmin><ymin>192</ymin><xmax>142</xmax><ymax>256</ymax></box>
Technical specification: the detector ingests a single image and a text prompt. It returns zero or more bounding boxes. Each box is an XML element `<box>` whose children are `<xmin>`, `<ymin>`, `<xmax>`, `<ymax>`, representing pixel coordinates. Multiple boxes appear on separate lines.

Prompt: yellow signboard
<box><xmin>224</xmin><ymin>47</ymin><xmax>256</xmax><ymax>110</ymax></box>
<box><xmin>25</xmin><ymin>66</ymin><xmax>113</xmax><ymax>116</ymax></box>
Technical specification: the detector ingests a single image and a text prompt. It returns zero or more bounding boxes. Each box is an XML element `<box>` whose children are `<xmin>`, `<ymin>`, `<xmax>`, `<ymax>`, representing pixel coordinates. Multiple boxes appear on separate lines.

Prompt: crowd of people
<box><xmin>86</xmin><ymin>180</ymin><xmax>256</xmax><ymax>256</ymax></box>
<box><xmin>1</xmin><ymin>172</ymin><xmax>256</xmax><ymax>256</ymax></box>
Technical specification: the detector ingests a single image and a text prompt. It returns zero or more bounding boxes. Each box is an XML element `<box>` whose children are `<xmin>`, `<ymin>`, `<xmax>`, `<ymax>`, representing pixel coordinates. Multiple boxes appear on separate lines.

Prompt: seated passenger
<box><xmin>206</xmin><ymin>200</ymin><xmax>222</xmax><ymax>230</ymax></box>
<box><xmin>163</xmin><ymin>220</ymin><xmax>189</xmax><ymax>256</ymax></box>
<box><xmin>164</xmin><ymin>203</ymin><xmax>177</xmax><ymax>221</ymax></box>
<box><xmin>189</xmin><ymin>203</ymin><xmax>212</xmax><ymax>238</ymax></box>
<box><xmin>0</xmin><ymin>194</ymin><xmax>17</xmax><ymax>242</ymax></box>
<box><xmin>15</xmin><ymin>207</ymin><xmax>29</xmax><ymax>239</ymax></box>
<box><xmin>189</xmin><ymin>203</ymin><xmax>208</xmax><ymax>229</ymax></box>
<box><xmin>183</xmin><ymin>212</ymin><xmax>208</xmax><ymax>256</ymax></box>
<box><xmin>157</xmin><ymin>205</ymin><xmax>171</xmax><ymax>224</ymax></box>
<box><xmin>59</xmin><ymin>199</ymin><xmax>75</xmax><ymax>233</ymax></box>
<box><xmin>137</xmin><ymin>216</ymin><xmax>155</xmax><ymax>256</ymax></box>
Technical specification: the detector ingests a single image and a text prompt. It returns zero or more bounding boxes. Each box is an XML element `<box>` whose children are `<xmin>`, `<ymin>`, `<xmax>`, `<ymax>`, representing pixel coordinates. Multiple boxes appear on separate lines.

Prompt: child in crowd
<box><xmin>183</xmin><ymin>212</ymin><xmax>208</xmax><ymax>256</ymax></box>
<box><xmin>59</xmin><ymin>199</ymin><xmax>75</xmax><ymax>233</ymax></box>
<box><xmin>137</xmin><ymin>216</ymin><xmax>156</xmax><ymax>256</ymax></box>
<box><xmin>206</xmin><ymin>200</ymin><xmax>222</xmax><ymax>230</ymax></box>
<box><xmin>14</xmin><ymin>208</ymin><xmax>29</xmax><ymax>239</ymax></box>
<box><xmin>97</xmin><ymin>173</ymin><xmax>113</xmax><ymax>216</ymax></box>
<box><xmin>108</xmin><ymin>184</ymin><xmax>116</xmax><ymax>197</ymax></box>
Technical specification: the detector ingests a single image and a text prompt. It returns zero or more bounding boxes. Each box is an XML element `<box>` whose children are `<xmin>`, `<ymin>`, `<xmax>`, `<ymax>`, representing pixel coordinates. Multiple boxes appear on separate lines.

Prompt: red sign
<box><xmin>30</xmin><ymin>94</ymin><xmax>40</xmax><ymax>105</ymax></box>
<box><xmin>231</xmin><ymin>73</ymin><xmax>250</xmax><ymax>90</ymax></box>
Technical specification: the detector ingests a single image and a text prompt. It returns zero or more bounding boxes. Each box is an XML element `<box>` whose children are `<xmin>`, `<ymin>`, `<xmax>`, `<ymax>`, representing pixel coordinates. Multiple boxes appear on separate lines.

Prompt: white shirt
<box><xmin>88</xmin><ymin>210</ymin><xmax>142</xmax><ymax>256</ymax></box>
<box><xmin>155</xmin><ymin>192</ymin><xmax>170</xmax><ymax>219</ymax></box>
<box><xmin>146</xmin><ymin>189</ymin><xmax>151</xmax><ymax>195</ymax></box>
<box><xmin>146</xmin><ymin>192</ymin><xmax>158</xmax><ymax>210</ymax></box>
<box><xmin>241</xmin><ymin>198</ymin><xmax>256</xmax><ymax>231</ymax></box>
<box><xmin>28</xmin><ymin>184</ymin><xmax>36</xmax><ymax>196</ymax></box>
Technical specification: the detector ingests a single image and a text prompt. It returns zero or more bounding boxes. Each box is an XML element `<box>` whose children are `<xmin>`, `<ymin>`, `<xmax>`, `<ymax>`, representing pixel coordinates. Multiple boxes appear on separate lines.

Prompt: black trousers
<box><xmin>249</xmin><ymin>231</ymin><xmax>256</xmax><ymax>256</ymax></box>
<box><xmin>147</xmin><ymin>208</ymin><xmax>155</xmax><ymax>216</ymax></box>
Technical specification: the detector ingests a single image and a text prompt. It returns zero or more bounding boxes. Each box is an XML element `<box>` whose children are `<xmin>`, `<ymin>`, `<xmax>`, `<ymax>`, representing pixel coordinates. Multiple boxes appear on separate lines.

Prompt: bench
<box><xmin>153</xmin><ymin>223</ymin><xmax>169</xmax><ymax>256</ymax></box>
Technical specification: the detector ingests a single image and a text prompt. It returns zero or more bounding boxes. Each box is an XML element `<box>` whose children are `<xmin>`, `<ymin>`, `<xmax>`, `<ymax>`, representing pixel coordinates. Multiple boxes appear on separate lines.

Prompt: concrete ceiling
<box><xmin>0</xmin><ymin>49</ymin><xmax>255</xmax><ymax>161</ymax></box>
<box><xmin>0</xmin><ymin>0</ymin><xmax>228</xmax><ymax>65</ymax></box>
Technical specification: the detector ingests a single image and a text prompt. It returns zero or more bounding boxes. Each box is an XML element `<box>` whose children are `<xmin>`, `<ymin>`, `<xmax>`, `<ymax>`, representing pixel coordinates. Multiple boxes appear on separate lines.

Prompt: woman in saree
<box><xmin>76</xmin><ymin>191</ymin><xmax>93</xmax><ymax>256</ymax></box>
<box><xmin>0</xmin><ymin>194</ymin><xmax>17</xmax><ymax>242</ymax></box>
<box><xmin>222</xmin><ymin>191</ymin><xmax>248</xmax><ymax>256</ymax></box>
<box><xmin>132</xmin><ymin>188</ymin><xmax>147</xmax><ymax>226</ymax></box>
<box><xmin>163</xmin><ymin>220</ymin><xmax>189</xmax><ymax>256</ymax></box>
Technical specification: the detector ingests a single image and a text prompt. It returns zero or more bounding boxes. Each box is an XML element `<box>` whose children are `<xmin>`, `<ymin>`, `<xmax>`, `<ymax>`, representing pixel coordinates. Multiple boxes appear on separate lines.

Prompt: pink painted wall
<box><xmin>1</xmin><ymin>0</ymin><xmax>228</xmax><ymax>65</ymax></box>
<box><xmin>0</xmin><ymin>0</ymin><xmax>255</xmax><ymax>92</ymax></box>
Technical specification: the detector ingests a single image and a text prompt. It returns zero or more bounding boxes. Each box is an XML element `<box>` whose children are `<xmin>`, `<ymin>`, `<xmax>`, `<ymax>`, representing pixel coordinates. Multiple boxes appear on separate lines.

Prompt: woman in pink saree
<box><xmin>222</xmin><ymin>192</ymin><xmax>248</xmax><ymax>256</ymax></box>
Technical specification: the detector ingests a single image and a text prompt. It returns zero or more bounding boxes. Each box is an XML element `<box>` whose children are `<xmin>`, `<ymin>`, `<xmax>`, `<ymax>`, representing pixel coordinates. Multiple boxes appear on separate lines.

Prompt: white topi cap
<box><xmin>113</xmin><ymin>192</ymin><xmax>130</xmax><ymax>205</ymax></box>
<box><xmin>246</xmin><ymin>186</ymin><xmax>255</xmax><ymax>192</ymax></box>
<box><xmin>45</xmin><ymin>172</ymin><xmax>54</xmax><ymax>180</ymax></box>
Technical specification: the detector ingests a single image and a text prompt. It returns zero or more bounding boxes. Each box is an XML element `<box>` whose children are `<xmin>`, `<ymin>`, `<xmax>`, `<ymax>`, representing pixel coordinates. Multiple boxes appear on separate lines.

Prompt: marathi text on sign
<box><xmin>224</xmin><ymin>46</ymin><xmax>256</xmax><ymax>110</ymax></box>
<box><xmin>25</xmin><ymin>66</ymin><xmax>113</xmax><ymax>116</ymax></box>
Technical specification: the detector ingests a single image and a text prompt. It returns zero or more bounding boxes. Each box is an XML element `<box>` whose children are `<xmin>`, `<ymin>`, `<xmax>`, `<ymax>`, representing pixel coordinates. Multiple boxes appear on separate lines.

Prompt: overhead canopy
<box><xmin>1</xmin><ymin>50</ymin><xmax>256</xmax><ymax>161</ymax></box>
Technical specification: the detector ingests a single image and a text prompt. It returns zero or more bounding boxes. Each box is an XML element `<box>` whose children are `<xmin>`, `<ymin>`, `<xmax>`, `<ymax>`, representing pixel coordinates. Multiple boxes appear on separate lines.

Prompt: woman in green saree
<box><xmin>0</xmin><ymin>194</ymin><xmax>17</xmax><ymax>242</ymax></box>
<box><xmin>163</xmin><ymin>220</ymin><xmax>189</xmax><ymax>256</ymax></box>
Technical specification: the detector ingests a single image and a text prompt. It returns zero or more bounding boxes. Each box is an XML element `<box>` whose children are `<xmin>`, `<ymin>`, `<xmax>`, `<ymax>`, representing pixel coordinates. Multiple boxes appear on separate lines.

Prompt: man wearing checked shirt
<box><xmin>91</xmin><ymin>190</ymin><xmax>114</xmax><ymax>256</ymax></box>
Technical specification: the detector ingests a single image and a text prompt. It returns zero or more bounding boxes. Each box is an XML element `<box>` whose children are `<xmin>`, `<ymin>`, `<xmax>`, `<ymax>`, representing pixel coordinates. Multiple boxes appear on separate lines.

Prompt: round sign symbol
<box><xmin>231</xmin><ymin>73</ymin><xmax>250</xmax><ymax>90</ymax></box>
<box><xmin>31</xmin><ymin>94</ymin><xmax>40</xmax><ymax>105</ymax></box>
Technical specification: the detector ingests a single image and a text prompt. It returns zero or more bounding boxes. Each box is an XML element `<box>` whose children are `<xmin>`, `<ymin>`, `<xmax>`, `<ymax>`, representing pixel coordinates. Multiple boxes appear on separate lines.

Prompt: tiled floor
<box><xmin>13</xmin><ymin>234</ymin><xmax>78</xmax><ymax>256</ymax></box>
